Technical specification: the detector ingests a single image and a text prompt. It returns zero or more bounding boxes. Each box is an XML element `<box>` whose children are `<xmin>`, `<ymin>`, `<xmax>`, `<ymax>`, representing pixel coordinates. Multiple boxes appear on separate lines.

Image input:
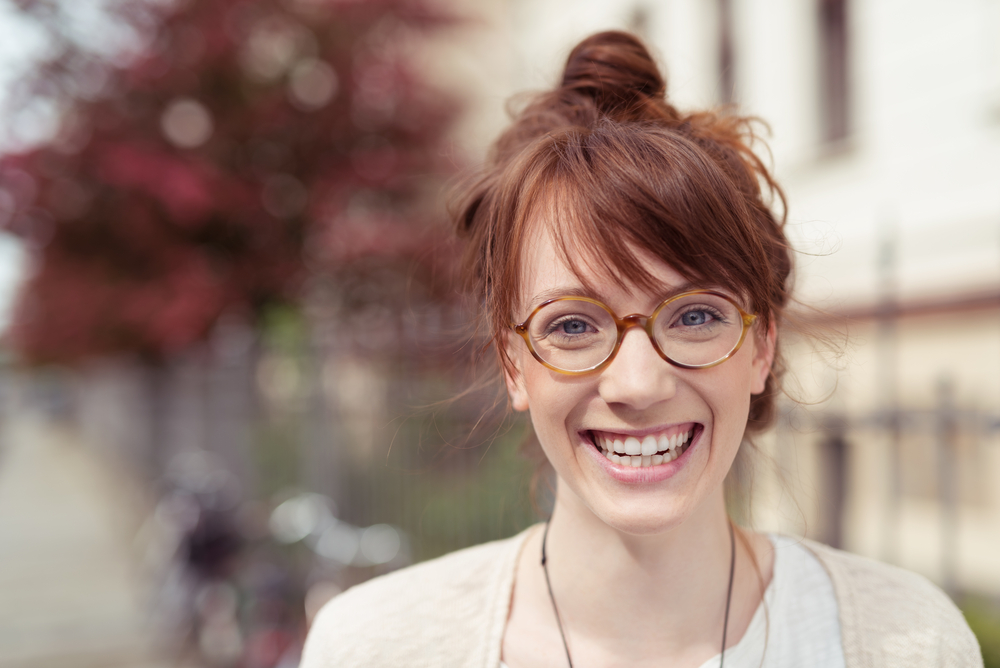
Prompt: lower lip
<box><xmin>584</xmin><ymin>428</ymin><xmax>701</xmax><ymax>484</ymax></box>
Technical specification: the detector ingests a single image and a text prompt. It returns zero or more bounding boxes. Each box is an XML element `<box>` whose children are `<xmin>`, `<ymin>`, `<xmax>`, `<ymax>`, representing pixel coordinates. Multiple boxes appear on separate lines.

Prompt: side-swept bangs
<box><xmin>482</xmin><ymin>120</ymin><xmax>783</xmax><ymax>358</ymax></box>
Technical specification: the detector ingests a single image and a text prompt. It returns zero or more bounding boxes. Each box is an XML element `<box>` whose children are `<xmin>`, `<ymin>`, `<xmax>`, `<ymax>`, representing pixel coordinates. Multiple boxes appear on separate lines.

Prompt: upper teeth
<box><xmin>598</xmin><ymin>430</ymin><xmax>690</xmax><ymax>455</ymax></box>
<box><xmin>595</xmin><ymin>429</ymin><xmax>692</xmax><ymax>468</ymax></box>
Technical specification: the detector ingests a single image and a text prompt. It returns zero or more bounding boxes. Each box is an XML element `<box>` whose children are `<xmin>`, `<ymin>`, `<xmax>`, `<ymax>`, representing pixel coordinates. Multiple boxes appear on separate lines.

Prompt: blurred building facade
<box><xmin>437</xmin><ymin>0</ymin><xmax>1000</xmax><ymax>597</ymax></box>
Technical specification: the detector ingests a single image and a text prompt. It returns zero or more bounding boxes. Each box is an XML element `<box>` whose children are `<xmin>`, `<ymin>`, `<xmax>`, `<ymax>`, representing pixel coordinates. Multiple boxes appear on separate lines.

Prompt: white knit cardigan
<box><xmin>301</xmin><ymin>526</ymin><xmax>983</xmax><ymax>668</ymax></box>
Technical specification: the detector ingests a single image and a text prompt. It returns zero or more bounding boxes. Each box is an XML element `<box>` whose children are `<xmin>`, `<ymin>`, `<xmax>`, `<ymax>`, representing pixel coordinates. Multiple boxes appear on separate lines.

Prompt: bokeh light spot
<box><xmin>269</xmin><ymin>493</ymin><xmax>333</xmax><ymax>544</ymax></box>
<box><xmin>315</xmin><ymin>521</ymin><xmax>361</xmax><ymax>565</ymax></box>
<box><xmin>240</xmin><ymin>16</ymin><xmax>314</xmax><ymax>81</ymax></box>
<box><xmin>288</xmin><ymin>58</ymin><xmax>337</xmax><ymax>111</ymax></box>
<box><xmin>359</xmin><ymin>524</ymin><xmax>400</xmax><ymax>565</ymax></box>
<box><xmin>161</xmin><ymin>98</ymin><xmax>214</xmax><ymax>148</ymax></box>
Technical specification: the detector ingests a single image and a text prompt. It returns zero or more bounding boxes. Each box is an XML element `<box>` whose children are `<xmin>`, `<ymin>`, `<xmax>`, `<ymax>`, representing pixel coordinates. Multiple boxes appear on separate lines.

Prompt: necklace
<box><xmin>540</xmin><ymin>520</ymin><xmax>737</xmax><ymax>668</ymax></box>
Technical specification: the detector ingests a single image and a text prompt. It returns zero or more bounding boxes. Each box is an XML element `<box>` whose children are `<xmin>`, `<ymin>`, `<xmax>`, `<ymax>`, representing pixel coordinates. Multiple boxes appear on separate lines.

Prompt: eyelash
<box><xmin>674</xmin><ymin>305</ymin><xmax>728</xmax><ymax>325</ymax></box>
<box><xmin>544</xmin><ymin>315</ymin><xmax>596</xmax><ymax>336</ymax></box>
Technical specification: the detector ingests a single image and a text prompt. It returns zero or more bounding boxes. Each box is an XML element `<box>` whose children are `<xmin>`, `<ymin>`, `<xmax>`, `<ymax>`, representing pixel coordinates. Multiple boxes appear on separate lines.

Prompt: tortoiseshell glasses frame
<box><xmin>510</xmin><ymin>289</ymin><xmax>757</xmax><ymax>376</ymax></box>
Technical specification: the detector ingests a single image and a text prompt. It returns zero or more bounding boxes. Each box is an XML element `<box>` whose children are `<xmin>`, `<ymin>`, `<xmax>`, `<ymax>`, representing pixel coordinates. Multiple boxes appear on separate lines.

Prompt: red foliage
<box><xmin>0</xmin><ymin>0</ymin><xmax>461</xmax><ymax>363</ymax></box>
<box><xmin>96</xmin><ymin>143</ymin><xmax>223</xmax><ymax>224</ymax></box>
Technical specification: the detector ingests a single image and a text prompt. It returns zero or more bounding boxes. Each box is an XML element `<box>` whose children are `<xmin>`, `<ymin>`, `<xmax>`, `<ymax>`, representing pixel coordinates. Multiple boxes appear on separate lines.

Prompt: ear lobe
<box><xmin>750</xmin><ymin>320</ymin><xmax>777</xmax><ymax>396</ymax></box>
<box><xmin>504</xmin><ymin>360</ymin><xmax>530</xmax><ymax>412</ymax></box>
<box><xmin>502</xmin><ymin>331</ymin><xmax>531</xmax><ymax>411</ymax></box>
<box><xmin>504</xmin><ymin>370</ymin><xmax>530</xmax><ymax>412</ymax></box>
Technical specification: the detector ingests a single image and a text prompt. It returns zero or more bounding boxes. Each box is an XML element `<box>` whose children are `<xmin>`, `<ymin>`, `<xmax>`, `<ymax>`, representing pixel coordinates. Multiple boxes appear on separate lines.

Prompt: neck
<box><xmin>541</xmin><ymin>484</ymin><xmax>739</xmax><ymax>663</ymax></box>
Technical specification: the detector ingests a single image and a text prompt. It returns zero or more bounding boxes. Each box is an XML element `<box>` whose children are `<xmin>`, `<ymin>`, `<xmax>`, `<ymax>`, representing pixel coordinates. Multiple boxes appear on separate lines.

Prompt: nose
<box><xmin>597</xmin><ymin>323</ymin><xmax>678</xmax><ymax>411</ymax></box>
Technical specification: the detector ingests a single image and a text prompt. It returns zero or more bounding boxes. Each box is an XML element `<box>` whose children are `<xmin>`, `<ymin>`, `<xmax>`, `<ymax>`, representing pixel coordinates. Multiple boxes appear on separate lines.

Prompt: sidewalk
<box><xmin>0</xmin><ymin>411</ymin><xmax>167</xmax><ymax>667</ymax></box>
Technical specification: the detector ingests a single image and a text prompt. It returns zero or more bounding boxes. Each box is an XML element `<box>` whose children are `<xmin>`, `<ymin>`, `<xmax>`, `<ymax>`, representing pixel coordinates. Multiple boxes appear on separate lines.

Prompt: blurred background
<box><xmin>0</xmin><ymin>0</ymin><xmax>998</xmax><ymax>666</ymax></box>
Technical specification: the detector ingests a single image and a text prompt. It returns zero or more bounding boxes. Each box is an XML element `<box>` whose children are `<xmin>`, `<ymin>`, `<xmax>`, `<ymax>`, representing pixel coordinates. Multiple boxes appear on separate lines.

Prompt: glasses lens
<box><xmin>527</xmin><ymin>299</ymin><xmax>617</xmax><ymax>371</ymax></box>
<box><xmin>652</xmin><ymin>293</ymin><xmax>745</xmax><ymax>366</ymax></box>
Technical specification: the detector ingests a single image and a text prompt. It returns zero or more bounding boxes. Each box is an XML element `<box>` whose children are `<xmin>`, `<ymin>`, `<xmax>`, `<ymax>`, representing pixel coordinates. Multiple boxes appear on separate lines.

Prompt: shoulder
<box><xmin>801</xmin><ymin>539</ymin><xmax>983</xmax><ymax>668</ymax></box>
<box><xmin>300</xmin><ymin>527</ymin><xmax>536</xmax><ymax>668</ymax></box>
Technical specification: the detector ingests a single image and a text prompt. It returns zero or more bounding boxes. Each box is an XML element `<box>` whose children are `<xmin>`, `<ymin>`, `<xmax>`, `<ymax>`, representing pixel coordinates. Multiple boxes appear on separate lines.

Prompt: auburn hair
<box><xmin>452</xmin><ymin>30</ymin><xmax>793</xmax><ymax>438</ymax></box>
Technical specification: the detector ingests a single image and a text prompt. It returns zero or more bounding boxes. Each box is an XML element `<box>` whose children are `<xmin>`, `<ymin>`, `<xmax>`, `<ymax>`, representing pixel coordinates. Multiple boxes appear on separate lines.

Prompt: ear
<box><xmin>503</xmin><ymin>334</ymin><xmax>530</xmax><ymax>412</ymax></box>
<box><xmin>750</xmin><ymin>319</ymin><xmax>777</xmax><ymax>396</ymax></box>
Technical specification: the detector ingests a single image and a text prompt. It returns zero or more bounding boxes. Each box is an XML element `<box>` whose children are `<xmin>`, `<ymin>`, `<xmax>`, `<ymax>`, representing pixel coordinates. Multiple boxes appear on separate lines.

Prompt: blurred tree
<box><xmin>0</xmin><ymin>0</ymin><xmax>460</xmax><ymax>364</ymax></box>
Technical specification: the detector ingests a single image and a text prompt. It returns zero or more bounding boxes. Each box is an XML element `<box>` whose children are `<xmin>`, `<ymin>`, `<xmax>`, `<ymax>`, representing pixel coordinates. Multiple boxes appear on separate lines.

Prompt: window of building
<box><xmin>628</xmin><ymin>5</ymin><xmax>650</xmax><ymax>40</ymax></box>
<box><xmin>819</xmin><ymin>0</ymin><xmax>850</xmax><ymax>143</ymax></box>
<box><xmin>717</xmin><ymin>0</ymin><xmax>735</xmax><ymax>104</ymax></box>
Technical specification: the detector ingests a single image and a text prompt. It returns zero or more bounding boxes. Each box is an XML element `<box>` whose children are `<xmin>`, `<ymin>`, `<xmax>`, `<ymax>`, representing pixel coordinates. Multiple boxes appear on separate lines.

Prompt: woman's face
<box><xmin>505</xmin><ymin>227</ymin><xmax>774</xmax><ymax>535</ymax></box>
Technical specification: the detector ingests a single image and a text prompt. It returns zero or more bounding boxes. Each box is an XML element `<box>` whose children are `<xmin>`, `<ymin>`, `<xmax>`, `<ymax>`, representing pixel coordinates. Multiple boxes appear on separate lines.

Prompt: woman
<box><xmin>302</xmin><ymin>31</ymin><xmax>981</xmax><ymax>668</ymax></box>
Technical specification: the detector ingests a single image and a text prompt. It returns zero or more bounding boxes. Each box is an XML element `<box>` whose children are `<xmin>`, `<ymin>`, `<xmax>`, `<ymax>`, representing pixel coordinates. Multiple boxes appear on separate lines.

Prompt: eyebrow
<box><xmin>528</xmin><ymin>282</ymin><xmax>708</xmax><ymax>309</ymax></box>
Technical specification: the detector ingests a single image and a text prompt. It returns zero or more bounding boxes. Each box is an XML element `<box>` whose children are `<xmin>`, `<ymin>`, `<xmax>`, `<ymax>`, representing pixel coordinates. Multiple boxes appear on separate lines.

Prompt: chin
<box><xmin>589</xmin><ymin>495</ymin><xmax>694</xmax><ymax>537</ymax></box>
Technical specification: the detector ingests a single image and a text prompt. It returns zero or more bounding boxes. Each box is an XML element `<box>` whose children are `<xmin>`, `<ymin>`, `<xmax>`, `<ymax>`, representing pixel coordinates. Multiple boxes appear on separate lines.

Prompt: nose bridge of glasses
<box><xmin>616</xmin><ymin>313</ymin><xmax>654</xmax><ymax>344</ymax></box>
<box><xmin>618</xmin><ymin>313</ymin><xmax>649</xmax><ymax>329</ymax></box>
<box><xmin>604</xmin><ymin>312</ymin><xmax>671</xmax><ymax>375</ymax></box>
<box><xmin>616</xmin><ymin>313</ymin><xmax>659</xmax><ymax>353</ymax></box>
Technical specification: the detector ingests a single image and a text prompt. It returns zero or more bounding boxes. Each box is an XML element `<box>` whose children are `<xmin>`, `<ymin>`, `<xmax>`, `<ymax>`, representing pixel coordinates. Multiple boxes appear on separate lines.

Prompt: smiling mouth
<box><xmin>587</xmin><ymin>425</ymin><xmax>699</xmax><ymax>469</ymax></box>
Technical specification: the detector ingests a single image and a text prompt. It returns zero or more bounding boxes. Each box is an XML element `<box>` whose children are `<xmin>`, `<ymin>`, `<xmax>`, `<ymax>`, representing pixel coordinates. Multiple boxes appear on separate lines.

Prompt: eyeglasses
<box><xmin>511</xmin><ymin>290</ymin><xmax>757</xmax><ymax>375</ymax></box>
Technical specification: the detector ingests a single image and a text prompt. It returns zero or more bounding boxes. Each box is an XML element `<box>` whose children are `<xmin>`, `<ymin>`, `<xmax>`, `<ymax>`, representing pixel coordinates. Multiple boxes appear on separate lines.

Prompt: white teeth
<box><xmin>598</xmin><ymin>427</ymin><xmax>697</xmax><ymax>467</ymax></box>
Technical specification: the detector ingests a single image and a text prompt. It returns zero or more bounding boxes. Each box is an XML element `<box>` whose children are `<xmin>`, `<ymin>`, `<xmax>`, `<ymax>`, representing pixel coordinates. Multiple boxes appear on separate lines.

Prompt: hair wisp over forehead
<box><xmin>504</xmin><ymin>122</ymin><xmax>775</xmax><ymax>319</ymax></box>
<box><xmin>452</xmin><ymin>30</ymin><xmax>793</xmax><ymax>435</ymax></box>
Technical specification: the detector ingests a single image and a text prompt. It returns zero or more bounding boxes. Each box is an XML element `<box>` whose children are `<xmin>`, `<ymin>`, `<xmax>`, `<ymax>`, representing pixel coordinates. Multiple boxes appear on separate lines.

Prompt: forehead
<box><xmin>518</xmin><ymin>222</ymin><xmax>693</xmax><ymax>313</ymax></box>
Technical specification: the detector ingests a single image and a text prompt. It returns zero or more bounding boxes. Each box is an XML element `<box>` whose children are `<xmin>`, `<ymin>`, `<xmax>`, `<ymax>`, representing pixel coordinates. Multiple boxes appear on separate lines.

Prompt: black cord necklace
<box><xmin>540</xmin><ymin>520</ymin><xmax>737</xmax><ymax>668</ymax></box>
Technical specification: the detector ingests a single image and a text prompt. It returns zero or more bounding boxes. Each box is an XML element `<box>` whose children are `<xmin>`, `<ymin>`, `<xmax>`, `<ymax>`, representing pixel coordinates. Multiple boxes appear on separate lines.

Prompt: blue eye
<box><xmin>680</xmin><ymin>310</ymin><xmax>709</xmax><ymax>326</ymax></box>
<box><xmin>561</xmin><ymin>320</ymin><xmax>589</xmax><ymax>334</ymax></box>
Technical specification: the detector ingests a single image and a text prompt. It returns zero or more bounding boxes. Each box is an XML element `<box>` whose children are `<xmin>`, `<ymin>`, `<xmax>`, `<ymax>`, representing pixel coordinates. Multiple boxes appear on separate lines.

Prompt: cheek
<box><xmin>718</xmin><ymin>387</ymin><xmax>752</xmax><ymax>443</ymax></box>
<box><xmin>521</xmin><ymin>366</ymin><xmax>591</xmax><ymax>447</ymax></box>
<box><xmin>705</xmin><ymin>365</ymin><xmax>755</xmax><ymax>445</ymax></box>
<box><xmin>691</xmin><ymin>355</ymin><xmax>754</xmax><ymax>419</ymax></box>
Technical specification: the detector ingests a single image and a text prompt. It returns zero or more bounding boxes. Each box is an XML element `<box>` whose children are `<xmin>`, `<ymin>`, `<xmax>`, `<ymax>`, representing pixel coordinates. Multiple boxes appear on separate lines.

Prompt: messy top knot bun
<box><xmin>453</xmin><ymin>30</ymin><xmax>792</xmax><ymax>437</ymax></box>
<box><xmin>559</xmin><ymin>31</ymin><xmax>671</xmax><ymax>121</ymax></box>
<box><xmin>489</xmin><ymin>31</ymin><xmax>683</xmax><ymax>163</ymax></box>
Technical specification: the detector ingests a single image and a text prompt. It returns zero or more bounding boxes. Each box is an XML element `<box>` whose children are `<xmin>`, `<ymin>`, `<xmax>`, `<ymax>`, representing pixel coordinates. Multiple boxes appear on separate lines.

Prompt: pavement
<box><xmin>0</xmin><ymin>408</ymin><xmax>171</xmax><ymax>667</ymax></box>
